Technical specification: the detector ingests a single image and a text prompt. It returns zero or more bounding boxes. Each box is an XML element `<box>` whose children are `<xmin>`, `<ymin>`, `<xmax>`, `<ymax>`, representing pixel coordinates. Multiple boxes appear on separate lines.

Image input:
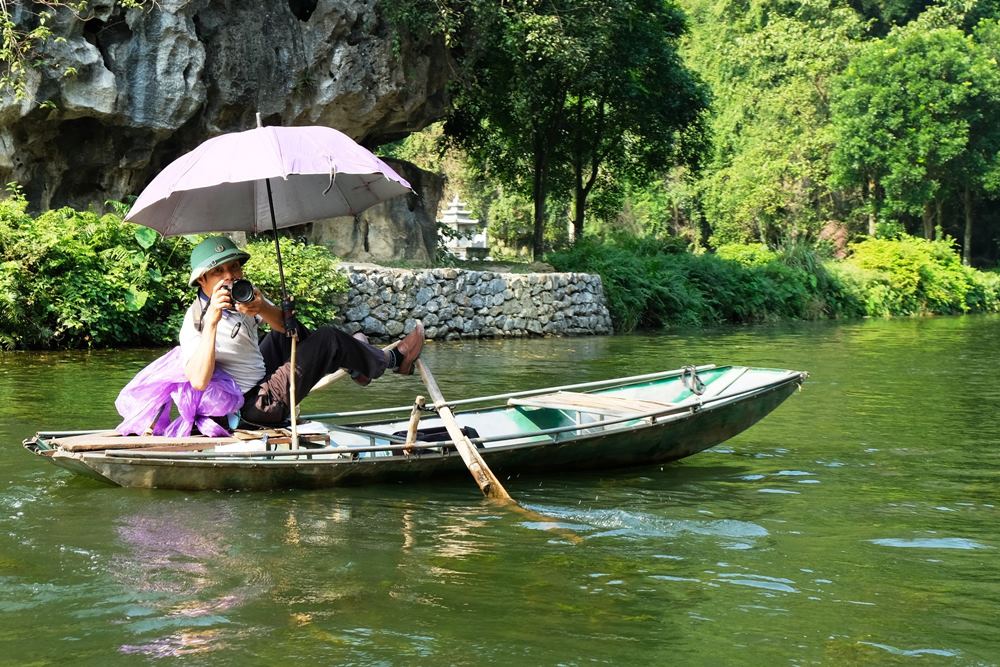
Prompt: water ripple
<box><xmin>527</xmin><ymin>507</ymin><xmax>768</xmax><ymax>541</ymax></box>
<box><xmin>715</xmin><ymin>573</ymin><xmax>798</xmax><ymax>594</ymax></box>
<box><xmin>869</xmin><ymin>537</ymin><xmax>989</xmax><ymax>550</ymax></box>
<box><xmin>859</xmin><ymin>641</ymin><xmax>959</xmax><ymax>658</ymax></box>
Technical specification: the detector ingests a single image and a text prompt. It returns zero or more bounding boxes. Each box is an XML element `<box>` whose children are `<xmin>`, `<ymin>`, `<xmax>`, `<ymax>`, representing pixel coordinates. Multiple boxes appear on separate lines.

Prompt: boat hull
<box><xmin>40</xmin><ymin>372</ymin><xmax>802</xmax><ymax>491</ymax></box>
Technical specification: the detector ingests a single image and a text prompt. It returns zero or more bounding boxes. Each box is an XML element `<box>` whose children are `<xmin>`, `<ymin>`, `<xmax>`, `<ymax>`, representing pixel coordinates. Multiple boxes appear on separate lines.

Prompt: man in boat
<box><xmin>180</xmin><ymin>236</ymin><xmax>424</xmax><ymax>427</ymax></box>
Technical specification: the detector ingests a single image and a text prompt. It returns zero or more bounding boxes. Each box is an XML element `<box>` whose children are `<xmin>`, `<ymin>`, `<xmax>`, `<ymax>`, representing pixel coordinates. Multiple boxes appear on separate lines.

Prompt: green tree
<box><xmin>829</xmin><ymin>8</ymin><xmax>1000</xmax><ymax>258</ymax></box>
<box><xmin>442</xmin><ymin>0</ymin><xmax>706</xmax><ymax>259</ymax></box>
<box><xmin>681</xmin><ymin>0</ymin><xmax>866</xmax><ymax>246</ymax></box>
<box><xmin>958</xmin><ymin>18</ymin><xmax>1000</xmax><ymax>263</ymax></box>
<box><xmin>561</xmin><ymin>0</ymin><xmax>709</xmax><ymax>242</ymax></box>
<box><xmin>443</xmin><ymin>2</ymin><xmax>586</xmax><ymax>260</ymax></box>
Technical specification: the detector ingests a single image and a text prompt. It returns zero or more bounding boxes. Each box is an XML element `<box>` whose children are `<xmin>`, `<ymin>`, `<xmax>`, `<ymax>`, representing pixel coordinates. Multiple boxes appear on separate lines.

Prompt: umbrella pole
<box><xmin>263</xmin><ymin>178</ymin><xmax>292</xmax><ymax>319</ymax></box>
<box><xmin>263</xmin><ymin>176</ymin><xmax>300</xmax><ymax>448</ymax></box>
<box><xmin>289</xmin><ymin>334</ymin><xmax>299</xmax><ymax>448</ymax></box>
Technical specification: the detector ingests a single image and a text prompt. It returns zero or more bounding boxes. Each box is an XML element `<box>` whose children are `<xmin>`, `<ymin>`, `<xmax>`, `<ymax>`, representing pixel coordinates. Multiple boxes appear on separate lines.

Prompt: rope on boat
<box><xmin>681</xmin><ymin>365</ymin><xmax>705</xmax><ymax>407</ymax></box>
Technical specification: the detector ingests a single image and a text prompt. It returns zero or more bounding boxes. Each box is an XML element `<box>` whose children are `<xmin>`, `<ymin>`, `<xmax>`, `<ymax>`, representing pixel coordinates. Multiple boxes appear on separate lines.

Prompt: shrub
<box><xmin>0</xmin><ymin>195</ymin><xmax>193</xmax><ymax>348</ymax></box>
<box><xmin>243</xmin><ymin>236</ymin><xmax>347</xmax><ymax>330</ymax></box>
<box><xmin>716</xmin><ymin>243</ymin><xmax>778</xmax><ymax>267</ymax></box>
<box><xmin>548</xmin><ymin>237</ymin><xmax>810</xmax><ymax>330</ymax></box>
<box><xmin>548</xmin><ymin>234</ymin><xmax>1000</xmax><ymax>331</ymax></box>
<box><xmin>0</xmin><ymin>192</ymin><xmax>349</xmax><ymax>349</ymax></box>
<box><xmin>843</xmin><ymin>235</ymin><xmax>984</xmax><ymax>315</ymax></box>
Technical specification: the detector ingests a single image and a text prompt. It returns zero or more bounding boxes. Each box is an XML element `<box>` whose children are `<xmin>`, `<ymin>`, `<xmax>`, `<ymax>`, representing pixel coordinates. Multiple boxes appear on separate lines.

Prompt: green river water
<box><xmin>1</xmin><ymin>316</ymin><xmax>998</xmax><ymax>665</ymax></box>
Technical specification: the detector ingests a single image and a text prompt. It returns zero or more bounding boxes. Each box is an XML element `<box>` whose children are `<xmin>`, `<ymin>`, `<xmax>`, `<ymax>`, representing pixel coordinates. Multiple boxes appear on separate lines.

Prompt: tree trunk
<box><xmin>573</xmin><ymin>188</ymin><xmax>585</xmax><ymax>242</ymax></box>
<box><xmin>570</xmin><ymin>97</ymin><xmax>605</xmax><ymax>245</ymax></box>
<box><xmin>935</xmin><ymin>199</ymin><xmax>943</xmax><ymax>240</ymax></box>
<box><xmin>963</xmin><ymin>187</ymin><xmax>973</xmax><ymax>266</ymax></box>
<box><xmin>532</xmin><ymin>138</ymin><xmax>548</xmax><ymax>261</ymax></box>
<box><xmin>573</xmin><ymin>160</ymin><xmax>602</xmax><ymax>243</ymax></box>
<box><xmin>866</xmin><ymin>177</ymin><xmax>877</xmax><ymax>236</ymax></box>
<box><xmin>922</xmin><ymin>202</ymin><xmax>934</xmax><ymax>239</ymax></box>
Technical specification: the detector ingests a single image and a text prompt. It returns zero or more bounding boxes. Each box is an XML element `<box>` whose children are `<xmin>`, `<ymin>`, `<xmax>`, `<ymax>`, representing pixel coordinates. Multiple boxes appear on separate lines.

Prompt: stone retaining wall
<box><xmin>334</xmin><ymin>267</ymin><xmax>613</xmax><ymax>340</ymax></box>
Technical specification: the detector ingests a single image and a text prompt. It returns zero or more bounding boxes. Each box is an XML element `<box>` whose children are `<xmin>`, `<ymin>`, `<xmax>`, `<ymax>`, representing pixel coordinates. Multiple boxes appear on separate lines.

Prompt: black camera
<box><xmin>224</xmin><ymin>279</ymin><xmax>256</xmax><ymax>304</ymax></box>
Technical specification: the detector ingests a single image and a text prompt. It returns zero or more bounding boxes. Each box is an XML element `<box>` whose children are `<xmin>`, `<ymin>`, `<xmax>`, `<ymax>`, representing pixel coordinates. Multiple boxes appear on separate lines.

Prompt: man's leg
<box><xmin>243</xmin><ymin>326</ymin><xmax>390</xmax><ymax>424</ymax></box>
<box><xmin>258</xmin><ymin>325</ymin><xmax>312</xmax><ymax>377</ymax></box>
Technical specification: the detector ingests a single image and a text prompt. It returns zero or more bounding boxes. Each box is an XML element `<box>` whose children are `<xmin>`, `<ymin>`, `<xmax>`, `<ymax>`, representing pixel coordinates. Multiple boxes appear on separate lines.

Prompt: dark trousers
<box><xmin>240</xmin><ymin>325</ymin><xmax>388</xmax><ymax>425</ymax></box>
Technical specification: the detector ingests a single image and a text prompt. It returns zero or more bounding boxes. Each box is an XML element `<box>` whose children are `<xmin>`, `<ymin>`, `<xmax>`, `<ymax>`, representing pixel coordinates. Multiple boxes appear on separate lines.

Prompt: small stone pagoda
<box><xmin>438</xmin><ymin>195</ymin><xmax>488</xmax><ymax>260</ymax></box>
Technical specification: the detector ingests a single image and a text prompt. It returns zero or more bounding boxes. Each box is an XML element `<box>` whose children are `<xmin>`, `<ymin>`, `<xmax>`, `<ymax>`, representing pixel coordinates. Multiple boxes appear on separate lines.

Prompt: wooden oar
<box><xmin>414</xmin><ymin>363</ymin><xmax>582</xmax><ymax>541</ymax></box>
<box><xmin>416</xmin><ymin>358</ymin><xmax>513</xmax><ymax>502</ymax></box>
<box><xmin>307</xmin><ymin>340</ymin><xmax>578</xmax><ymax>539</ymax></box>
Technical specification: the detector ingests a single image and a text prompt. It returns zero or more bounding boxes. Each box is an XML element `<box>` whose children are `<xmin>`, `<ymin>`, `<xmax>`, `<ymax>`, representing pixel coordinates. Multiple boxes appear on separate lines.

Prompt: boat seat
<box><xmin>508</xmin><ymin>391</ymin><xmax>675</xmax><ymax>417</ymax></box>
<box><xmin>51</xmin><ymin>433</ymin><xmax>239</xmax><ymax>452</ymax></box>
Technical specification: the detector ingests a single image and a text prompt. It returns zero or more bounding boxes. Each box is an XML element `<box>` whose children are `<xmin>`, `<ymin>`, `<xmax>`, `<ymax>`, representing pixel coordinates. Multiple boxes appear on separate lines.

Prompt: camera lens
<box><xmin>230</xmin><ymin>279</ymin><xmax>255</xmax><ymax>304</ymax></box>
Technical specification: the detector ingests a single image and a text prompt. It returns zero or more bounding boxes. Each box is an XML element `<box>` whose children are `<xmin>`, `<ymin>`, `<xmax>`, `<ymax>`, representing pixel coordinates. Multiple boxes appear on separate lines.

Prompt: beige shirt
<box><xmin>179</xmin><ymin>297</ymin><xmax>266</xmax><ymax>394</ymax></box>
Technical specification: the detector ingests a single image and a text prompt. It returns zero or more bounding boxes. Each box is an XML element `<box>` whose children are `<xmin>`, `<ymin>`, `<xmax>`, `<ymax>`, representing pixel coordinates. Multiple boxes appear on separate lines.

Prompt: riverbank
<box><xmin>2</xmin><ymin>197</ymin><xmax>998</xmax><ymax>349</ymax></box>
<box><xmin>548</xmin><ymin>236</ymin><xmax>1000</xmax><ymax>331</ymax></box>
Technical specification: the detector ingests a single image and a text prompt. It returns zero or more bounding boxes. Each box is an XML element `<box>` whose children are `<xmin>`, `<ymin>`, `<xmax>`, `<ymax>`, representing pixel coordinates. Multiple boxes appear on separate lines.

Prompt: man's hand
<box><xmin>204</xmin><ymin>281</ymin><xmax>234</xmax><ymax>327</ymax></box>
<box><xmin>239</xmin><ymin>287</ymin><xmax>287</xmax><ymax>333</ymax></box>
<box><xmin>235</xmin><ymin>287</ymin><xmax>265</xmax><ymax>318</ymax></box>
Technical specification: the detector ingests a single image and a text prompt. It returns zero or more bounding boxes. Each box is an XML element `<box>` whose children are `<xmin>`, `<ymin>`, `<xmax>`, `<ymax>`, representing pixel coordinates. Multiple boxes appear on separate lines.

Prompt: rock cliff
<box><xmin>303</xmin><ymin>157</ymin><xmax>442</xmax><ymax>263</ymax></box>
<box><xmin>0</xmin><ymin>0</ymin><xmax>449</xmax><ymax>259</ymax></box>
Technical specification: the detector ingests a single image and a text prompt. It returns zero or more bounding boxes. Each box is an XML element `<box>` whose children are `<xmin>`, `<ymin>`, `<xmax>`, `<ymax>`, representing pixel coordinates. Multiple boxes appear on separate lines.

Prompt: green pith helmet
<box><xmin>188</xmin><ymin>236</ymin><xmax>251</xmax><ymax>287</ymax></box>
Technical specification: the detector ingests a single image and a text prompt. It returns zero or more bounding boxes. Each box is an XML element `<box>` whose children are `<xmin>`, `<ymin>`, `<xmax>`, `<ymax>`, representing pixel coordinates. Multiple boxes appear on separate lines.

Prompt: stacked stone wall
<box><xmin>336</xmin><ymin>267</ymin><xmax>613</xmax><ymax>340</ymax></box>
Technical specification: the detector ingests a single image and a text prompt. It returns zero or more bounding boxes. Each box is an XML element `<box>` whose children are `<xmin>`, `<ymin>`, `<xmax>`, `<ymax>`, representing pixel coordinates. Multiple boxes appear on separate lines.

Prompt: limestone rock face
<box><xmin>304</xmin><ymin>158</ymin><xmax>443</xmax><ymax>263</ymax></box>
<box><xmin>0</xmin><ymin>0</ymin><xmax>450</xmax><ymax>232</ymax></box>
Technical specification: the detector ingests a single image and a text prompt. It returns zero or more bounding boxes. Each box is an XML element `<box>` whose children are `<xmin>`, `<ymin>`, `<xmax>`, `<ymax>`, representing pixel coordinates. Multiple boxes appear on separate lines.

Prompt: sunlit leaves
<box><xmin>829</xmin><ymin>15</ymin><xmax>1000</xmax><ymax>223</ymax></box>
<box><xmin>682</xmin><ymin>0</ymin><xmax>867</xmax><ymax>245</ymax></box>
<box><xmin>133</xmin><ymin>226</ymin><xmax>158</xmax><ymax>250</ymax></box>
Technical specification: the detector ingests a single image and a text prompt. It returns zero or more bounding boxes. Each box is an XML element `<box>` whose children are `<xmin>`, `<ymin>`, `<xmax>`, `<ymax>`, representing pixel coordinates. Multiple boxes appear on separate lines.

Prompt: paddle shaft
<box><xmin>416</xmin><ymin>359</ymin><xmax>513</xmax><ymax>502</ymax></box>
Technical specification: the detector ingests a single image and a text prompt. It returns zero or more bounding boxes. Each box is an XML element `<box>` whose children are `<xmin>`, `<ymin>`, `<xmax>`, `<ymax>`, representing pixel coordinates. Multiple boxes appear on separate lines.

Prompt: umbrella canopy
<box><xmin>125</xmin><ymin>125</ymin><xmax>412</xmax><ymax>235</ymax></box>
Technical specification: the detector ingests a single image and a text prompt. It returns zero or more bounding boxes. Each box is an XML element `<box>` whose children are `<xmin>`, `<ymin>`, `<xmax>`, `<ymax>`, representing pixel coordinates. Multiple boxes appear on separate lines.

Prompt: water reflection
<box><xmin>111</xmin><ymin>501</ymin><xmax>270</xmax><ymax>658</ymax></box>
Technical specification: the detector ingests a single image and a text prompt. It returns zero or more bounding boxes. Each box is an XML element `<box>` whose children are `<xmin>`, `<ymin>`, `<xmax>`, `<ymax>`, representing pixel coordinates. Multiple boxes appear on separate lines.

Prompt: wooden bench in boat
<box><xmin>48</xmin><ymin>428</ymin><xmax>330</xmax><ymax>453</ymax></box>
<box><xmin>51</xmin><ymin>433</ymin><xmax>241</xmax><ymax>452</ymax></box>
<box><xmin>508</xmin><ymin>391</ymin><xmax>676</xmax><ymax>417</ymax></box>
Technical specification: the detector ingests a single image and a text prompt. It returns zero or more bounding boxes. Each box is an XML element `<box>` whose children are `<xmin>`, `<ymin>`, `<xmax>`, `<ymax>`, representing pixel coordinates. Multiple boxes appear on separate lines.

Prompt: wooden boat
<box><xmin>23</xmin><ymin>365</ymin><xmax>806</xmax><ymax>491</ymax></box>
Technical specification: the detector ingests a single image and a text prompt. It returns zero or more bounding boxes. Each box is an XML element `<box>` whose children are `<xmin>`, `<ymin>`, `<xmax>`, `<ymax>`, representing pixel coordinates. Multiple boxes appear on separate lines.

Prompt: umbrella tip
<box><xmin>255</xmin><ymin>112</ymin><xmax>263</xmax><ymax>128</ymax></box>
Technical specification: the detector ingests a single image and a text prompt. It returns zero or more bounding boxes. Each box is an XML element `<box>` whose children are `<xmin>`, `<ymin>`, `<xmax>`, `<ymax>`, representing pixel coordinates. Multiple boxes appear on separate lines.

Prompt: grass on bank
<box><xmin>546</xmin><ymin>235</ymin><xmax>1000</xmax><ymax>332</ymax></box>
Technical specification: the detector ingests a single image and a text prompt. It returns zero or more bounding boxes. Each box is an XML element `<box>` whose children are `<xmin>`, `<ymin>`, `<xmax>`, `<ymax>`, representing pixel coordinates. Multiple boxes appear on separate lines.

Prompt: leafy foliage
<box><xmin>421</xmin><ymin>0</ymin><xmax>708</xmax><ymax>257</ymax></box>
<box><xmin>548</xmin><ymin>234</ymin><xmax>1000</xmax><ymax>331</ymax></box>
<box><xmin>715</xmin><ymin>243</ymin><xmax>779</xmax><ymax>267</ymax></box>
<box><xmin>837</xmin><ymin>235</ymin><xmax>987</xmax><ymax>315</ymax></box>
<box><xmin>0</xmin><ymin>193</ymin><xmax>350</xmax><ymax>349</ymax></box>
<box><xmin>829</xmin><ymin>13</ymin><xmax>1000</xmax><ymax>226</ymax></box>
<box><xmin>682</xmin><ymin>0</ymin><xmax>866</xmax><ymax>245</ymax></box>
<box><xmin>0</xmin><ymin>190</ymin><xmax>192</xmax><ymax>348</ymax></box>
<box><xmin>243</xmin><ymin>236</ymin><xmax>348</xmax><ymax>331</ymax></box>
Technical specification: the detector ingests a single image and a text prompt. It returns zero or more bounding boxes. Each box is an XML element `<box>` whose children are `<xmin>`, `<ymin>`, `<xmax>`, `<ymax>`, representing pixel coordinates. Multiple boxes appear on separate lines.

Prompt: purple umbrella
<box><xmin>126</xmin><ymin>124</ymin><xmax>411</xmax><ymax>235</ymax></box>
